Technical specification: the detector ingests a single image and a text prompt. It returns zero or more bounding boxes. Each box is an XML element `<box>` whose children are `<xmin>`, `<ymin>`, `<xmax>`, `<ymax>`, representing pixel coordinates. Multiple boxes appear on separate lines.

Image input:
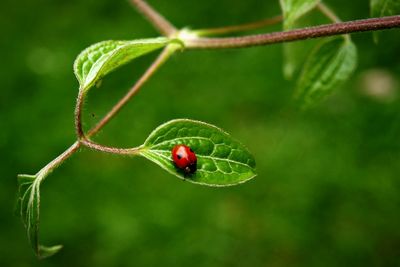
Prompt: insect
<box><xmin>171</xmin><ymin>144</ymin><xmax>197</xmax><ymax>175</ymax></box>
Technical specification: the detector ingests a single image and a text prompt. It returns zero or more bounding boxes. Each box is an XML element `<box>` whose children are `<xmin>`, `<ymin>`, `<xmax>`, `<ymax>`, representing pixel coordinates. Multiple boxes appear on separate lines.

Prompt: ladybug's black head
<box><xmin>183</xmin><ymin>163</ymin><xmax>197</xmax><ymax>175</ymax></box>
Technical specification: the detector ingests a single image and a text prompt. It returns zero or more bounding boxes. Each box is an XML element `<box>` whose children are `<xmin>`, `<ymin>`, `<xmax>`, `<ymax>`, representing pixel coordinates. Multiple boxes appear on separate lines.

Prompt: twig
<box><xmin>130</xmin><ymin>0</ymin><xmax>177</xmax><ymax>36</ymax></box>
<box><xmin>34</xmin><ymin>142</ymin><xmax>81</xmax><ymax>180</ymax></box>
<box><xmin>184</xmin><ymin>15</ymin><xmax>400</xmax><ymax>49</ymax></box>
<box><xmin>74</xmin><ymin>89</ymin><xmax>85</xmax><ymax>139</ymax></box>
<box><xmin>80</xmin><ymin>139</ymin><xmax>142</xmax><ymax>155</ymax></box>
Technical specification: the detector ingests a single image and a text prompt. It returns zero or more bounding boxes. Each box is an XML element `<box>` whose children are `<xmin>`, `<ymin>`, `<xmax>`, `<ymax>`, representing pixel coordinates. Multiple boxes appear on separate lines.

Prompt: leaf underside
<box><xmin>294</xmin><ymin>37</ymin><xmax>357</xmax><ymax>108</ymax></box>
<box><xmin>16</xmin><ymin>174</ymin><xmax>62</xmax><ymax>259</ymax></box>
<box><xmin>141</xmin><ymin>119</ymin><xmax>256</xmax><ymax>187</ymax></box>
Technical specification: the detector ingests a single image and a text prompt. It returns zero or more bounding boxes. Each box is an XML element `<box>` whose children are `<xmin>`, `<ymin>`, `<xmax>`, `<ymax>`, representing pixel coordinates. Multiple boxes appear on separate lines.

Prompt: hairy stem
<box><xmin>36</xmin><ymin>142</ymin><xmax>81</xmax><ymax>179</ymax></box>
<box><xmin>193</xmin><ymin>15</ymin><xmax>283</xmax><ymax>36</ymax></box>
<box><xmin>75</xmin><ymin>89</ymin><xmax>85</xmax><ymax>139</ymax></box>
<box><xmin>130</xmin><ymin>0</ymin><xmax>177</xmax><ymax>36</ymax></box>
<box><xmin>184</xmin><ymin>15</ymin><xmax>400</xmax><ymax>49</ymax></box>
<box><xmin>80</xmin><ymin>139</ymin><xmax>142</xmax><ymax>155</ymax></box>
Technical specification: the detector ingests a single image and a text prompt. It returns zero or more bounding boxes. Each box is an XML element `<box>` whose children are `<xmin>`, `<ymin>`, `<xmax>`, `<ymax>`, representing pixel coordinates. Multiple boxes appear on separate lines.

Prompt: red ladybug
<box><xmin>171</xmin><ymin>144</ymin><xmax>197</xmax><ymax>175</ymax></box>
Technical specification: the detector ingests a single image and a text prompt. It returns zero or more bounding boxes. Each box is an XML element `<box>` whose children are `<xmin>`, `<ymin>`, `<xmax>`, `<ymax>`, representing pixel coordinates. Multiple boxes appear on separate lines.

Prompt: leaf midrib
<box><xmin>147</xmin><ymin>149</ymin><xmax>254</xmax><ymax>169</ymax></box>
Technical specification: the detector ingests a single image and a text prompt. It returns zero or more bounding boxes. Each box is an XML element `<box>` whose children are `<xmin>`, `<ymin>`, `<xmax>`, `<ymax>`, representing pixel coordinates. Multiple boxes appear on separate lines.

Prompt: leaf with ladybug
<box><xmin>140</xmin><ymin>119</ymin><xmax>257</xmax><ymax>186</ymax></box>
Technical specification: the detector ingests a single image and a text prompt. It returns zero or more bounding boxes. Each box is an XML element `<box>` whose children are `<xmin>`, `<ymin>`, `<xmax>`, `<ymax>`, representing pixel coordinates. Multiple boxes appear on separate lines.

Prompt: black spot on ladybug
<box><xmin>177</xmin><ymin>154</ymin><xmax>182</xmax><ymax>159</ymax></box>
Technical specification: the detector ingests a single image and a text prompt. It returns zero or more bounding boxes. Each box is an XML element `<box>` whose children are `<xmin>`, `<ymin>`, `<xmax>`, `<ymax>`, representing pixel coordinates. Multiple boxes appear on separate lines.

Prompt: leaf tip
<box><xmin>37</xmin><ymin>244</ymin><xmax>63</xmax><ymax>260</ymax></box>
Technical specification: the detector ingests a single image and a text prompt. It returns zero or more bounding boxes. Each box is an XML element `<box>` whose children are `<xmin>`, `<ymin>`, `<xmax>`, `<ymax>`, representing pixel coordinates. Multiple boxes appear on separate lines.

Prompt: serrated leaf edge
<box><xmin>73</xmin><ymin>37</ymin><xmax>171</xmax><ymax>91</ymax></box>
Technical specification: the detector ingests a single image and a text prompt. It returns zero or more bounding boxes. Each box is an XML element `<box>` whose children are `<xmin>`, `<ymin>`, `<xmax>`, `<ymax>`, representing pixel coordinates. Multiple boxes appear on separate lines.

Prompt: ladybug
<box><xmin>171</xmin><ymin>144</ymin><xmax>197</xmax><ymax>175</ymax></box>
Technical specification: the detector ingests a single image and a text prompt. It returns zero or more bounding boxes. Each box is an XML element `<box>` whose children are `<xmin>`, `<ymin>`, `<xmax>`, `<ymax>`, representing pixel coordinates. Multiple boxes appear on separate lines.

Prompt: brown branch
<box><xmin>42</xmin><ymin>142</ymin><xmax>81</xmax><ymax>174</ymax></box>
<box><xmin>130</xmin><ymin>0</ymin><xmax>177</xmax><ymax>36</ymax></box>
<box><xmin>80</xmin><ymin>139</ymin><xmax>141</xmax><ymax>155</ymax></box>
<box><xmin>185</xmin><ymin>15</ymin><xmax>400</xmax><ymax>49</ymax></box>
<box><xmin>74</xmin><ymin>89</ymin><xmax>85</xmax><ymax>139</ymax></box>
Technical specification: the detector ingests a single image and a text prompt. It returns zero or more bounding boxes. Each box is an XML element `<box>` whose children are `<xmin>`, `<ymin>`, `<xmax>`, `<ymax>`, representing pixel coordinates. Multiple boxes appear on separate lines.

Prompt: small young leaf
<box><xmin>74</xmin><ymin>38</ymin><xmax>172</xmax><ymax>91</ymax></box>
<box><xmin>294</xmin><ymin>37</ymin><xmax>357</xmax><ymax>108</ymax></box>
<box><xmin>140</xmin><ymin>119</ymin><xmax>256</xmax><ymax>186</ymax></box>
<box><xmin>16</xmin><ymin>174</ymin><xmax>62</xmax><ymax>259</ymax></box>
<box><xmin>280</xmin><ymin>0</ymin><xmax>320</xmax><ymax>29</ymax></box>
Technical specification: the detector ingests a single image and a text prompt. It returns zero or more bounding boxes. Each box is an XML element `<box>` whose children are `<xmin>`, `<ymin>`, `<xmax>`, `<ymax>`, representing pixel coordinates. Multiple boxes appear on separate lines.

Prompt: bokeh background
<box><xmin>1</xmin><ymin>0</ymin><xmax>400</xmax><ymax>266</ymax></box>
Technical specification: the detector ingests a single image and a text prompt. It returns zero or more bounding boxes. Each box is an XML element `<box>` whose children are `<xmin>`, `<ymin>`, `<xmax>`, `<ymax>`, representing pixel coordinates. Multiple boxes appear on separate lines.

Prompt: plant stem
<box><xmin>184</xmin><ymin>15</ymin><xmax>400</xmax><ymax>49</ymax></box>
<box><xmin>130</xmin><ymin>0</ymin><xmax>177</xmax><ymax>36</ymax></box>
<box><xmin>80</xmin><ymin>139</ymin><xmax>142</xmax><ymax>155</ymax></box>
<box><xmin>87</xmin><ymin>46</ymin><xmax>175</xmax><ymax>138</ymax></box>
<box><xmin>75</xmin><ymin>89</ymin><xmax>85</xmax><ymax>139</ymax></box>
<box><xmin>36</xmin><ymin>142</ymin><xmax>81</xmax><ymax>179</ymax></box>
<box><xmin>193</xmin><ymin>15</ymin><xmax>283</xmax><ymax>36</ymax></box>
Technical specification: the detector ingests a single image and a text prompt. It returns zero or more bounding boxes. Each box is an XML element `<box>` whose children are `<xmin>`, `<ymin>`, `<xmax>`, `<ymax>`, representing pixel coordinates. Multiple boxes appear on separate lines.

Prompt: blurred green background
<box><xmin>1</xmin><ymin>0</ymin><xmax>400</xmax><ymax>266</ymax></box>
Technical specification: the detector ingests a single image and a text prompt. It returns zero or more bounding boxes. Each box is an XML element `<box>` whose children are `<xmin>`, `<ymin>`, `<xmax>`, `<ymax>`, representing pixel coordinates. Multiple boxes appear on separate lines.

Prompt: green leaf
<box><xmin>294</xmin><ymin>37</ymin><xmax>357</xmax><ymax>108</ymax></box>
<box><xmin>280</xmin><ymin>0</ymin><xmax>320</xmax><ymax>29</ymax></box>
<box><xmin>140</xmin><ymin>119</ymin><xmax>256</xmax><ymax>186</ymax></box>
<box><xmin>73</xmin><ymin>37</ymin><xmax>172</xmax><ymax>91</ymax></box>
<box><xmin>16</xmin><ymin>173</ymin><xmax>62</xmax><ymax>259</ymax></box>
